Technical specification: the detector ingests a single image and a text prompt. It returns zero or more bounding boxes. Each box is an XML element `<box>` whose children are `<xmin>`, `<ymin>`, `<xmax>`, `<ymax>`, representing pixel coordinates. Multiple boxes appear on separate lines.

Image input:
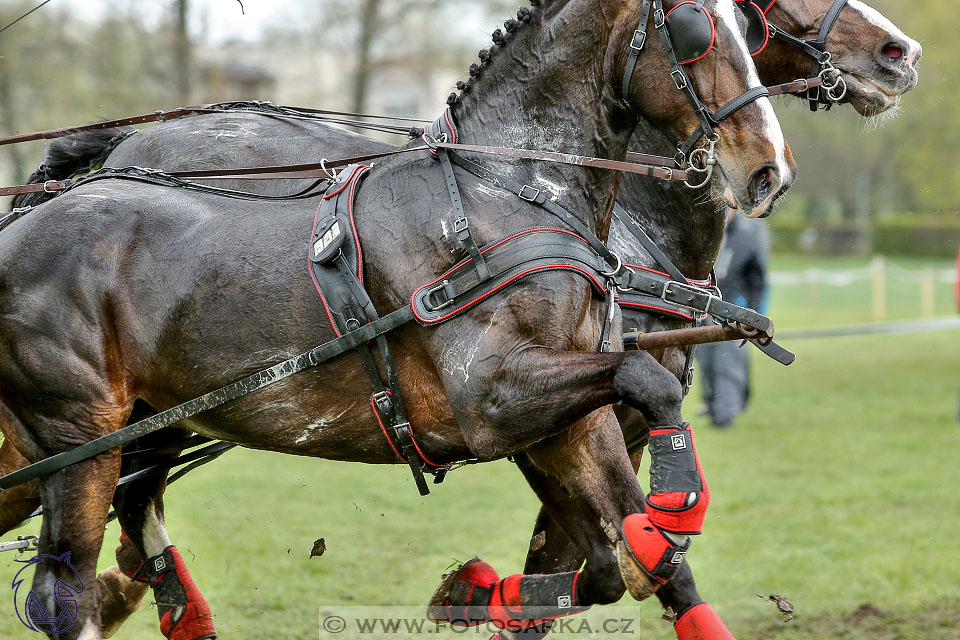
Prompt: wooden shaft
<box><xmin>624</xmin><ymin>324</ymin><xmax>762</xmax><ymax>350</ymax></box>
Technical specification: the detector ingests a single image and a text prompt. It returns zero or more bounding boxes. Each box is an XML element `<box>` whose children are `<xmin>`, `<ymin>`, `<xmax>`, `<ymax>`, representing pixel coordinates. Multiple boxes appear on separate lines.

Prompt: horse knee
<box><xmin>615</xmin><ymin>353</ymin><xmax>683</xmax><ymax>424</ymax></box>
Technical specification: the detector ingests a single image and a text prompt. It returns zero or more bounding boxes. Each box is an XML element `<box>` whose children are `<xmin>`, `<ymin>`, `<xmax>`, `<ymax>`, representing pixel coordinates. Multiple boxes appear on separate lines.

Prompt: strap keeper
<box><xmin>518</xmin><ymin>185</ymin><xmax>541</xmax><ymax>202</ymax></box>
<box><xmin>630</xmin><ymin>29</ymin><xmax>647</xmax><ymax>51</ymax></box>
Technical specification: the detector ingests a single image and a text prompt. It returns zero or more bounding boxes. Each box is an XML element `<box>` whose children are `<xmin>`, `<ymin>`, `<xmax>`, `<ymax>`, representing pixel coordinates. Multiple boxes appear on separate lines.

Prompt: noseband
<box><xmin>748</xmin><ymin>0</ymin><xmax>850</xmax><ymax>110</ymax></box>
<box><xmin>622</xmin><ymin>0</ymin><xmax>772</xmax><ymax>189</ymax></box>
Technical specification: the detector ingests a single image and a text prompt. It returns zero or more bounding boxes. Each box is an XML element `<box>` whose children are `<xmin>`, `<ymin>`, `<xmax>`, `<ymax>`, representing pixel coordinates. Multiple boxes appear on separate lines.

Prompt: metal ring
<box><xmin>825</xmin><ymin>76</ymin><xmax>847</xmax><ymax>102</ymax></box>
<box><xmin>599</xmin><ymin>252</ymin><xmax>622</xmax><ymax>278</ymax></box>
<box><xmin>42</xmin><ymin>180</ymin><xmax>59</xmax><ymax>194</ymax></box>
<box><xmin>421</xmin><ymin>132</ymin><xmax>439</xmax><ymax>151</ymax></box>
<box><xmin>818</xmin><ymin>66</ymin><xmax>842</xmax><ymax>90</ymax></box>
<box><xmin>319</xmin><ymin>158</ymin><xmax>338</xmax><ymax>180</ymax></box>
<box><xmin>684</xmin><ymin>168</ymin><xmax>713</xmax><ymax>189</ymax></box>
<box><xmin>687</xmin><ymin>148</ymin><xmax>711</xmax><ymax>173</ymax></box>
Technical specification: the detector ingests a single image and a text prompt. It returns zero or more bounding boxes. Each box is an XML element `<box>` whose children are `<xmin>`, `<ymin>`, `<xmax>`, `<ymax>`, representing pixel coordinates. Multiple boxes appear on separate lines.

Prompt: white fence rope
<box><xmin>770</xmin><ymin>262</ymin><xmax>956</xmax><ymax>287</ymax></box>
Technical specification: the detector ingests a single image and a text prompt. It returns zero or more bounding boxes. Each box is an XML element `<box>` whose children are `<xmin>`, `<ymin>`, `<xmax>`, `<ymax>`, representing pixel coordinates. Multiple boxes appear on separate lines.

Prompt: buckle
<box><xmin>372</xmin><ymin>390</ymin><xmax>393</xmax><ymax>411</ymax></box>
<box><xmin>662</xmin><ymin>281</ymin><xmax>713</xmax><ymax>314</ymax></box>
<box><xmin>671</xmin><ymin>69</ymin><xmax>688</xmax><ymax>91</ymax></box>
<box><xmin>630</xmin><ymin>29</ymin><xmax>647</xmax><ymax>51</ymax></box>
<box><xmin>654</xmin><ymin>9</ymin><xmax>665</xmax><ymax>28</ymax></box>
<box><xmin>454</xmin><ymin>217</ymin><xmax>469</xmax><ymax>233</ymax></box>
<box><xmin>518</xmin><ymin>185</ymin><xmax>541</xmax><ymax>202</ymax></box>
<box><xmin>424</xmin><ymin>280</ymin><xmax>456</xmax><ymax>312</ymax></box>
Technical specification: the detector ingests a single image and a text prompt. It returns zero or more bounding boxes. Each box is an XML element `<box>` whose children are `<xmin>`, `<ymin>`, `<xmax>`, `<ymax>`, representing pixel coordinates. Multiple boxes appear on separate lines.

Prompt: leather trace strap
<box><xmin>0</xmin><ymin>307</ymin><xmax>416</xmax><ymax>492</ymax></box>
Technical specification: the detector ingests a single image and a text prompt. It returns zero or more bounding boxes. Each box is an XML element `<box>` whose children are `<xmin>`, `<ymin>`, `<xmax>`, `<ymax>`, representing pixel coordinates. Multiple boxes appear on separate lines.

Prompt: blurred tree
<box><xmin>174</xmin><ymin>0</ymin><xmax>192</xmax><ymax>103</ymax></box>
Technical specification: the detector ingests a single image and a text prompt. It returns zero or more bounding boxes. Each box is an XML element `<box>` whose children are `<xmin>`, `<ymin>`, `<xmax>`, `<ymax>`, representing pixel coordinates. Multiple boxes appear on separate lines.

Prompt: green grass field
<box><xmin>0</xmin><ymin>255</ymin><xmax>958</xmax><ymax>639</ymax></box>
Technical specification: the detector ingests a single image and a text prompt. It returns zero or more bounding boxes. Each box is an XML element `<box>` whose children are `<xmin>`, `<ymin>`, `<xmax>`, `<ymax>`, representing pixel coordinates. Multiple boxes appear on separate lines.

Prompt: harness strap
<box><xmin>0</xmin><ymin>307</ymin><xmax>415</xmax><ymax>492</ymax></box>
<box><xmin>445</xmin><ymin>151</ymin><xmax>619</xmax><ymax>272</ymax></box>
<box><xmin>438</xmin><ymin>149</ymin><xmax>492</xmax><ymax>282</ymax></box>
<box><xmin>621</xmin><ymin>0</ymin><xmax>657</xmax><ymax>99</ymax></box>
<box><xmin>613</xmin><ymin>204</ymin><xmax>687</xmax><ymax>283</ymax></box>
<box><xmin>310</xmin><ymin>168</ymin><xmax>439</xmax><ymax>495</ymax></box>
<box><xmin>618</xmin><ymin>271</ymin><xmax>771</xmax><ymax>333</ymax></box>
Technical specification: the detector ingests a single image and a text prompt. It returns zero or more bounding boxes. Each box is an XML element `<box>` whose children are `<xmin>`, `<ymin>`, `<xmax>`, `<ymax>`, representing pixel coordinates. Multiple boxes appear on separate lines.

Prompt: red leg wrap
<box><xmin>622</xmin><ymin>513</ymin><xmax>690</xmax><ymax>585</ymax></box>
<box><xmin>675</xmin><ymin>603</ymin><xmax>735</xmax><ymax>640</ymax></box>
<box><xmin>646</xmin><ymin>424</ymin><xmax>711</xmax><ymax>535</ymax></box>
<box><xmin>429</xmin><ymin>560</ymin><xmax>585</xmax><ymax>631</ymax></box>
<box><xmin>430</xmin><ymin>558</ymin><xmax>501</xmax><ymax>626</ymax></box>
<box><xmin>142</xmin><ymin>546</ymin><xmax>217</xmax><ymax>640</ymax></box>
<box><xmin>487</xmin><ymin>572</ymin><xmax>587</xmax><ymax>631</ymax></box>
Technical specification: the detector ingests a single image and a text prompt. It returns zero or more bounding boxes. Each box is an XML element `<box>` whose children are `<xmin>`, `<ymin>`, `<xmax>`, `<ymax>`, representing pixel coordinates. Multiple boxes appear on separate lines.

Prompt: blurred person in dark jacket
<box><xmin>697</xmin><ymin>213</ymin><xmax>770</xmax><ymax>428</ymax></box>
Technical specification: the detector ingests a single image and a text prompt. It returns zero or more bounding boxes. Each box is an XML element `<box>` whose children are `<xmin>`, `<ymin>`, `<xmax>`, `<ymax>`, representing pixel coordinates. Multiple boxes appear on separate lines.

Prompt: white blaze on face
<box><xmin>711</xmin><ymin>0</ymin><xmax>791</xmax><ymax>198</ymax></box>
<box><xmin>847</xmin><ymin>0</ymin><xmax>921</xmax><ymax>61</ymax></box>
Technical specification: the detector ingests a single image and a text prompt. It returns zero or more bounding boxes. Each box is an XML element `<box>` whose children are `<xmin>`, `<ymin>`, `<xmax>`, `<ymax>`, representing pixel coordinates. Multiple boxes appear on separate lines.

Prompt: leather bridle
<box><xmin>760</xmin><ymin>0</ymin><xmax>850</xmax><ymax>110</ymax></box>
<box><xmin>622</xmin><ymin>0</ymin><xmax>772</xmax><ymax>188</ymax></box>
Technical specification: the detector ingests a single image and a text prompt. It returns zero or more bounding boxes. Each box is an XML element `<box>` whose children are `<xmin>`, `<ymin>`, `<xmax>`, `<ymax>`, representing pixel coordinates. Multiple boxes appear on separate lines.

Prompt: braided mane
<box><xmin>446</xmin><ymin>0</ymin><xmax>546</xmax><ymax>107</ymax></box>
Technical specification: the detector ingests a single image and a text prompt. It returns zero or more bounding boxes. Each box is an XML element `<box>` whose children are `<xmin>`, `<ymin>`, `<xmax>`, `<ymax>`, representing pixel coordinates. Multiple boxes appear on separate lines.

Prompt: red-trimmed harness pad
<box><xmin>675</xmin><ymin>603</ymin><xmax>736</xmax><ymax>640</ymax></box>
<box><xmin>646</xmin><ymin>424</ymin><xmax>710</xmax><ymax>535</ymax></box>
<box><xmin>308</xmin><ymin>164</ymin><xmax>371</xmax><ymax>336</ymax></box>
<box><xmin>412</xmin><ymin>228</ymin><xmax>609</xmax><ymax>325</ymax></box>
<box><xmin>622</xmin><ymin>512</ymin><xmax>691</xmax><ymax>585</ymax></box>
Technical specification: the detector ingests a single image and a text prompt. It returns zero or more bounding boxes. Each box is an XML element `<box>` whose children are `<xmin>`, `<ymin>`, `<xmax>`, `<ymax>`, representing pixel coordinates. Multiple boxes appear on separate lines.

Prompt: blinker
<box><xmin>664</xmin><ymin>1</ymin><xmax>717</xmax><ymax>65</ymax></box>
<box><xmin>735</xmin><ymin>1</ymin><xmax>771</xmax><ymax>56</ymax></box>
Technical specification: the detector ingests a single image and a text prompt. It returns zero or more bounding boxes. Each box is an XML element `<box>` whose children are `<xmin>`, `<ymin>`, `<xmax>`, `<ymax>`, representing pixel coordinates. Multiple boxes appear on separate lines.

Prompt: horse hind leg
<box><xmin>113</xmin><ymin>452</ymin><xmax>217</xmax><ymax>640</ymax></box>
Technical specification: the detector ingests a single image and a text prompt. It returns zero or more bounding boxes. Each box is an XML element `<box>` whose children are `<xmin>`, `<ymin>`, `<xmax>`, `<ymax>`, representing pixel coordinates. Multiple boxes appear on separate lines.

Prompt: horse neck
<box><xmin>448</xmin><ymin>1</ymin><xmax>632</xmax><ymax>240</ymax></box>
<box><xmin>618</xmin><ymin>120</ymin><xmax>725</xmax><ymax>281</ymax></box>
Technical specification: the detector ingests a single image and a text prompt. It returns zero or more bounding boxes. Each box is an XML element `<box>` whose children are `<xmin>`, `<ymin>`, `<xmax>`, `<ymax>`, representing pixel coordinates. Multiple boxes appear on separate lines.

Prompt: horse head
<box><xmin>757</xmin><ymin>0</ymin><xmax>921</xmax><ymax>116</ymax></box>
<box><xmin>614</xmin><ymin>0</ymin><xmax>796</xmax><ymax>218</ymax></box>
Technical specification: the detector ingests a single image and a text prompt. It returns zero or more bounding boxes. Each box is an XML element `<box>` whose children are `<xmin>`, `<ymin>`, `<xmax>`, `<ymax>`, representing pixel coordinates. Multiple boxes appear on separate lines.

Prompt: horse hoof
<box><xmin>427</xmin><ymin>558</ymin><xmax>499</xmax><ymax>624</ymax></box>
<box><xmin>98</xmin><ymin>565</ymin><xmax>149</xmax><ymax>638</ymax></box>
<box><xmin>615</xmin><ymin>540</ymin><xmax>660</xmax><ymax>602</ymax></box>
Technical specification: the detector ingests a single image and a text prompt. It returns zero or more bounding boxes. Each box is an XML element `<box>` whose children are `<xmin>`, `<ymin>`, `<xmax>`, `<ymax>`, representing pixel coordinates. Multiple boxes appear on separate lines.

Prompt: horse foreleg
<box><xmin>113</xmin><ymin>463</ymin><xmax>216</xmax><ymax>640</ymax></box>
<box><xmin>431</xmin><ymin>409</ymin><xmax>663</xmax><ymax>632</ymax></box>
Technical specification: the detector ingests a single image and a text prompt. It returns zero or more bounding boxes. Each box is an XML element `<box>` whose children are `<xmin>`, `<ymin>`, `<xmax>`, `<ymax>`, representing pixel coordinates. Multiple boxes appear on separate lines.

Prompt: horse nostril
<box><xmin>750</xmin><ymin>165</ymin><xmax>779</xmax><ymax>205</ymax></box>
<box><xmin>882</xmin><ymin>43</ymin><xmax>904</xmax><ymax>60</ymax></box>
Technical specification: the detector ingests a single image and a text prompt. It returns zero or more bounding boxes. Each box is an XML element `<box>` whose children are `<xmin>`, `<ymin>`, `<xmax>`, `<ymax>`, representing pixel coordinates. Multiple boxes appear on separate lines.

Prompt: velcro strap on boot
<box><xmin>142</xmin><ymin>546</ymin><xmax>217</xmax><ymax>640</ymax></box>
<box><xmin>488</xmin><ymin>572</ymin><xmax>586</xmax><ymax>631</ymax></box>
<box><xmin>646</xmin><ymin>424</ymin><xmax>711</xmax><ymax>535</ymax></box>
<box><xmin>675</xmin><ymin>603</ymin><xmax>736</xmax><ymax>640</ymax></box>
<box><xmin>622</xmin><ymin>513</ymin><xmax>691</xmax><ymax>585</ymax></box>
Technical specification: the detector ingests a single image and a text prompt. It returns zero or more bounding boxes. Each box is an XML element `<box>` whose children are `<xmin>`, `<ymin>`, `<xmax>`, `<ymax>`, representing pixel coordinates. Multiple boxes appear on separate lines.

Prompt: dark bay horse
<box><xmin>1</xmin><ymin>1</ymin><xmax>919</xmax><ymax>638</ymax></box>
<box><xmin>0</xmin><ymin>1</ymin><xmax>789</xmax><ymax>638</ymax></box>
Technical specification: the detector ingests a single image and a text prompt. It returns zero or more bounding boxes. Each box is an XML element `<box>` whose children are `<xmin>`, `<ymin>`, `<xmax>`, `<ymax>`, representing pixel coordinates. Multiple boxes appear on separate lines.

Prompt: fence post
<box><xmin>871</xmin><ymin>255</ymin><xmax>886</xmax><ymax>321</ymax></box>
<box><xmin>921</xmin><ymin>268</ymin><xmax>935</xmax><ymax>317</ymax></box>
